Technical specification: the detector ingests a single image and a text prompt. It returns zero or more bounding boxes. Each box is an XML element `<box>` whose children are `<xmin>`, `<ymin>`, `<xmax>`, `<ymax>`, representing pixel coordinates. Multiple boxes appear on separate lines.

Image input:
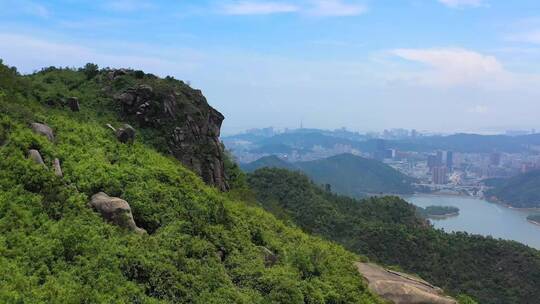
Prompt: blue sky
<box><xmin>1</xmin><ymin>0</ymin><xmax>540</xmax><ymax>134</ymax></box>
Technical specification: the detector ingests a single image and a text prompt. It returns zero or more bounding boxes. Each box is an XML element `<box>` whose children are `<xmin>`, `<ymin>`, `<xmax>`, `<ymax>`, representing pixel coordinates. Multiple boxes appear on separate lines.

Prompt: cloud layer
<box><xmin>437</xmin><ymin>0</ymin><xmax>483</xmax><ymax>8</ymax></box>
<box><xmin>390</xmin><ymin>48</ymin><xmax>510</xmax><ymax>87</ymax></box>
<box><xmin>220</xmin><ymin>0</ymin><xmax>366</xmax><ymax>16</ymax></box>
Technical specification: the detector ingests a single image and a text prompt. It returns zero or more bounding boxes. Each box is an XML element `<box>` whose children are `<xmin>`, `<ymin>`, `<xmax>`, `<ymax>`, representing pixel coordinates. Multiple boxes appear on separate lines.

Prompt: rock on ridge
<box><xmin>114</xmin><ymin>83</ymin><xmax>229</xmax><ymax>191</ymax></box>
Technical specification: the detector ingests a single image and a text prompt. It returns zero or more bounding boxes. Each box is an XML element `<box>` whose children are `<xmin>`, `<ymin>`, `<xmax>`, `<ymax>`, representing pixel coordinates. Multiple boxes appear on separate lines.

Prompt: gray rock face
<box><xmin>115</xmin><ymin>124</ymin><xmax>136</xmax><ymax>143</ymax></box>
<box><xmin>258</xmin><ymin>246</ymin><xmax>278</xmax><ymax>267</ymax></box>
<box><xmin>89</xmin><ymin>192</ymin><xmax>146</xmax><ymax>234</ymax></box>
<box><xmin>66</xmin><ymin>97</ymin><xmax>80</xmax><ymax>112</ymax></box>
<box><xmin>107</xmin><ymin>69</ymin><xmax>128</xmax><ymax>80</ymax></box>
<box><xmin>115</xmin><ymin>84</ymin><xmax>229</xmax><ymax>190</ymax></box>
<box><xmin>356</xmin><ymin>262</ymin><xmax>457</xmax><ymax>304</ymax></box>
<box><xmin>53</xmin><ymin>158</ymin><xmax>63</xmax><ymax>177</ymax></box>
<box><xmin>31</xmin><ymin>123</ymin><xmax>54</xmax><ymax>141</ymax></box>
<box><xmin>28</xmin><ymin>149</ymin><xmax>46</xmax><ymax>167</ymax></box>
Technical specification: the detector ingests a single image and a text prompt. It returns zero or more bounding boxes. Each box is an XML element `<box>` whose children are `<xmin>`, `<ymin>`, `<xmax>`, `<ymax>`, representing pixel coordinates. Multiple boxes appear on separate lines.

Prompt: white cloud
<box><xmin>467</xmin><ymin>105</ymin><xmax>488</xmax><ymax>114</ymax></box>
<box><xmin>437</xmin><ymin>0</ymin><xmax>483</xmax><ymax>8</ymax></box>
<box><xmin>507</xmin><ymin>29</ymin><xmax>540</xmax><ymax>45</ymax></box>
<box><xmin>102</xmin><ymin>0</ymin><xmax>154</xmax><ymax>12</ymax></box>
<box><xmin>221</xmin><ymin>1</ymin><xmax>299</xmax><ymax>15</ymax></box>
<box><xmin>307</xmin><ymin>0</ymin><xmax>367</xmax><ymax>16</ymax></box>
<box><xmin>389</xmin><ymin>48</ymin><xmax>511</xmax><ymax>87</ymax></box>
<box><xmin>220</xmin><ymin>0</ymin><xmax>366</xmax><ymax>16</ymax></box>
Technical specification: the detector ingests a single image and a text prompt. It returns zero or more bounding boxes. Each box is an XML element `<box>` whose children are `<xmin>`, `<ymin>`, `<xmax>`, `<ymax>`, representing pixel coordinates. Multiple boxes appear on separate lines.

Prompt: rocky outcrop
<box><xmin>356</xmin><ymin>262</ymin><xmax>457</xmax><ymax>304</ymax></box>
<box><xmin>116</xmin><ymin>124</ymin><xmax>136</xmax><ymax>143</ymax></box>
<box><xmin>258</xmin><ymin>246</ymin><xmax>278</xmax><ymax>267</ymax></box>
<box><xmin>89</xmin><ymin>192</ymin><xmax>146</xmax><ymax>235</ymax></box>
<box><xmin>114</xmin><ymin>84</ymin><xmax>229</xmax><ymax>190</ymax></box>
<box><xmin>28</xmin><ymin>149</ymin><xmax>46</xmax><ymax>167</ymax></box>
<box><xmin>53</xmin><ymin>158</ymin><xmax>63</xmax><ymax>177</ymax></box>
<box><xmin>107</xmin><ymin>123</ymin><xmax>136</xmax><ymax>143</ymax></box>
<box><xmin>31</xmin><ymin>122</ymin><xmax>54</xmax><ymax>141</ymax></box>
<box><xmin>66</xmin><ymin>97</ymin><xmax>80</xmax><ymax>112</ymax></box>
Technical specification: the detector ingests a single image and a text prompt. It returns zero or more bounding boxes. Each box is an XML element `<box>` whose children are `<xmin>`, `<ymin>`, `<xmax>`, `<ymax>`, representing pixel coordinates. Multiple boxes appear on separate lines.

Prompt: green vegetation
<box><xmin>417</xmin><ymin>205</ymin><xmax>459</xmax><ymax>218</ymax></box>
<box><xmin>243</xmin><ymin>153</ymin><xmax>415</xmax><ymax>197</ymax></box>
<box><xmin>0</xmin><ymin>61</ymin><xmax>385</xmax><ymax>303</ymax></box>
<box><xmin>241</xmin><ymin>155</ymin><xmax>298</xmax><ymax>172</ymax></box>
<box><xmin>248</xmin><ymin>168</ymin><xmax>540</xmax><ymax>304</ymax></box>
<box><xmin>485</xmin><ymin>170</ymin><xmax>540</xmax><ymax>208</ymax></box>
<box><xmin>296</xmin><ymin>154</ymin><xmax>415</xmax><ymax>197</ymax></box>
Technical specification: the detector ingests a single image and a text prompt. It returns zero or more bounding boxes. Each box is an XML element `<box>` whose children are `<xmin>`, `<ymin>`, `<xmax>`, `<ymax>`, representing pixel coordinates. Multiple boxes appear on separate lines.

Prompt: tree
<box><xmin>82</xmin><ymin>62</ymin><xmax>99</xmax><ymax>79</ymax></box>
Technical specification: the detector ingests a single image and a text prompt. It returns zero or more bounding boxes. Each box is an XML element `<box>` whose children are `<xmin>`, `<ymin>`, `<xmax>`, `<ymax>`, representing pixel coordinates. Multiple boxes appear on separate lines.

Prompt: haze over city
<box><xmin>1</xmin><ymin>0</ymin><xmax>540</xmax><ymax>134</ymax></box>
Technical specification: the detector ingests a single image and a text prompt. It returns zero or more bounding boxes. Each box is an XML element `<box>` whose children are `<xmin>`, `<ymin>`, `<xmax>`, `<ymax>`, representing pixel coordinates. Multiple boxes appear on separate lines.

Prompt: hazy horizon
<box><xmin>1</xmin><ymin>0</ymin><xmax>540</xmax><ymax>134</ymax></box>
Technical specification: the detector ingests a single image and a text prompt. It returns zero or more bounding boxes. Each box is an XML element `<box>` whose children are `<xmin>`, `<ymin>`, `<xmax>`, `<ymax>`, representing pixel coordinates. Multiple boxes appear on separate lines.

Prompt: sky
<box><xmin>1</xmin><ymin>0</ymin><xmax>540</xmax><ymax>134</ymax></box>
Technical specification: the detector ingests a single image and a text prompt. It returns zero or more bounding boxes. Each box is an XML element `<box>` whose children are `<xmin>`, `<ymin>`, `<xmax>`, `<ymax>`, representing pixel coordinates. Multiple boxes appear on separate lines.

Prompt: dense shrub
<box><xmin>0</xmin><ymin>61</ymin><xmax>383</xmax><ymax>303</ymax></box>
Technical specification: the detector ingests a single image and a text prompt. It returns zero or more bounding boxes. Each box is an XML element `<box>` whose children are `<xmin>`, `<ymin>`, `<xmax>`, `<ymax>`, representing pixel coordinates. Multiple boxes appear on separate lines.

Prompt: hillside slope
<box><xmin>241</xmin><ymin>155</ymin><xmax>298</xmax><ymax>172</ymax></box>
<box><xmin>296</xmin><ymin>154</ymin><xmax>415</xmax><ymax>196</ymax></box>
<box><xmin>485</xmin><ymin>170</ymin><xmax>540</xmax><ymax>208</ymax></box>
<box><xmin>243</xmin><ymin>154</ymin><xmax>415</xmax><ymax>197</ymax></box>
<box><xmin>0</xmin><ymin>62</ymin><xmax>386</xmax><ymax>303</ymax></box>
<box><xmin>248</xmin><ymin>168</ymin><xmax>540</xmax><ymax>304</ymax></box>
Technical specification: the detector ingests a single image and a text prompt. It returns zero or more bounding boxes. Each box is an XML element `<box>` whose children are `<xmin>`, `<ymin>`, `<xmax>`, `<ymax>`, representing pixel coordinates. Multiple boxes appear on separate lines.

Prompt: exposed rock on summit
<box><xmin>114</xmin><ymin>83</ymin><xmax>229</xmax><ymax>190</ymax></box>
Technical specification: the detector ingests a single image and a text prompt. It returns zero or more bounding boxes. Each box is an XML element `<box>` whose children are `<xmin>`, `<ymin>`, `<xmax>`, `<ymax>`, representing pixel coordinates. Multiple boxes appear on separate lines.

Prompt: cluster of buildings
<box><xmin>427</xmin><ymin>151</ymin><xmax>453</xmax><ymax>184</ymax></box>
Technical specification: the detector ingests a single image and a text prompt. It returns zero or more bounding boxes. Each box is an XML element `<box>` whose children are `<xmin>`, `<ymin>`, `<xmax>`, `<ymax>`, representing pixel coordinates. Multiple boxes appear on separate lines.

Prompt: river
<box><xmin>405</xmin><ymin>194</ymin><xmax>540</xmax><ymax>249</ymax></box>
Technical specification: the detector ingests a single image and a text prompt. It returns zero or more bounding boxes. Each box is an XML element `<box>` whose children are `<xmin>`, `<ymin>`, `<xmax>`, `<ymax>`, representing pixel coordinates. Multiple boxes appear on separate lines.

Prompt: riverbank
<box><xmin>527</xmin><ymin>219</ymin><xmax>540</xmax><ymax>227</ymax></box>
<box><xmin>484</xmin><ymin>197</ymin><xmax>540</xmax><ymax>212</ymax></box>
<box><xmin>427</xmin><ymin>212</ymin><xmax>459</xmax><ymax>219</ymax></box>
<box><xmin>406</xmin><ymin>194</ymin><xmax>540</xmax><ymax>249</ymax></box>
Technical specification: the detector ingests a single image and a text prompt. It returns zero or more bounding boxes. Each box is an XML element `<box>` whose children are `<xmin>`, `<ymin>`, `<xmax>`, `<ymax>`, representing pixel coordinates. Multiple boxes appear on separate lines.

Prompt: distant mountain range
<box><xmin>224</xmin><ymin>129</ymin><xmax>540</xmax><ymax>163</ymax></box>
<box><xmin>242</xmin><ymin>153</ymin><xmax>415</xmax><ymax>197</ymax></box>
<box><xmin>485</xmin><ymin>170</ymin><xmax>540</xmax><ymax>208</ymax></box>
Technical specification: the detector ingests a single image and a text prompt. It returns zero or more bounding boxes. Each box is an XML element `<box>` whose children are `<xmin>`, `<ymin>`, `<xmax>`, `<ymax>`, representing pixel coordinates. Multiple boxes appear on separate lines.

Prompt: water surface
<box><xmin>405</xmin><ymin>194</ymin><xmax>540</xmax><ymax>249</ymax></box>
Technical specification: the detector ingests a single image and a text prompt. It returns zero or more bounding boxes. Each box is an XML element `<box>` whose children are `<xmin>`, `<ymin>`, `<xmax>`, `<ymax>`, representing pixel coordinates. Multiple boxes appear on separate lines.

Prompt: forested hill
<box><xmin>241</xmin><ymin>155</ymin><xmax>298</xmax><ymax>172</ymax></box>
<box><xmin>248</xmin><ymin>168</ymin><xmax>540</xmax><ymax>304</ymax></box>
<box><xmin>0</xmin><ymin>61</ymin><xmax>388</xmax><ymax>303</ymax></box>
<box><xmin>243</xmin><ymin>153</ymin><xmax>415</xmax><ymax>197</ymax></box>
<box><xmin>485</xmin><ymin>170</ymin><xmax>540</xmax><ymax>208</ymax></box>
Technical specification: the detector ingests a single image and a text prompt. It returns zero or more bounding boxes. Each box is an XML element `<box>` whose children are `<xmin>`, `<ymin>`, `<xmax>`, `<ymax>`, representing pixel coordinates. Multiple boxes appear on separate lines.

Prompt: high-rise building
<box><xmin>446</xmin><ymin>151</ymin><xmax>453</xmax><ymax>172</ymax></box>
<box><xmin>436</xmin><ymin>150</ymin><xmax>444</xmax><ymax>166</ymax></box>
<box><xmin>432</xmin><ymin>166</ymin><xmax>448</xmax><ymax>185</ymax></box>
<box><xmin>374</xmin><ymin>139</ymin><xmax>387</xmax><ymax>160</ymax></box>
<box><xmin>427</xmin><ymin>155</ymin><xmax>438</xmax><ymax>170</ymax></box>
<box><xmin>490</xmin><ymin>152</ymin><xmax>501</xmax><ymax>167</ymax></box>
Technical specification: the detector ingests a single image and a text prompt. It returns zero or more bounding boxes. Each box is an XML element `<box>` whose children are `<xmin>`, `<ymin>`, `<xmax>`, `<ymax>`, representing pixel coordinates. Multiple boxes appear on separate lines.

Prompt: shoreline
<box><xmin>426</xmin><ymin>212</ymin><xmax>459</xmax><ymax>219</ymax></box>
<box><xmin>409</xmin><ymin>193</ymin><xmax>540</xmax><ymax>212</ymax></box>
<box><xmin>484</xmin><ymin>197</ymin><xmax>540</xmax><ymax>212</ymax></box>
<box><xmin>527</xmin><ymin>219</ymin><xmax>540</xmax><ymax>227</ymax></box>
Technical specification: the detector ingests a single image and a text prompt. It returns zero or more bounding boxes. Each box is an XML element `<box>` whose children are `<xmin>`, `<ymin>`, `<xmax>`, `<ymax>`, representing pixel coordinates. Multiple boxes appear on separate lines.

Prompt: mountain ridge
<box><xmin>242</xmin><ymin>153</ymin><xmax>415</xmax><ymax>197</ymax></box>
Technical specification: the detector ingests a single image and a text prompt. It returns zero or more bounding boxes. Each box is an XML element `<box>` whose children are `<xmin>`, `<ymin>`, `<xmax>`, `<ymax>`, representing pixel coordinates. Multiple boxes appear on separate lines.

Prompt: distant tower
<box><xmin>490</xmin><ymin>152</ymin><xmax>501</xmax><ymax>166</ymax></box>
<box><xmin>446</xmin><ymin>151</ymin><xmax>453</xmax><ymax>172</ymax></box>
<box><xmin>300</xmin><ymin>121</ymin><xmax>303</xmax><ymax>129</ymax></box>
<box><xmin>436</xmin><ymin>151</ymin><xmax>444</xmax><ymax>166</ymax></box>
